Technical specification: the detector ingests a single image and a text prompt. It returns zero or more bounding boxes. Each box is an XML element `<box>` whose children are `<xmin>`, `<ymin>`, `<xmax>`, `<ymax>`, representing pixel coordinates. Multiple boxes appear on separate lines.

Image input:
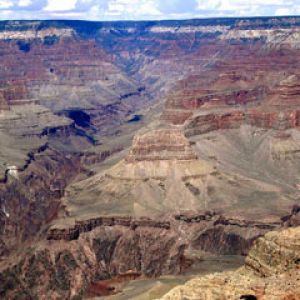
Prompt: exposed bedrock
<box><xmin>0</xmin><ymin>225</ymin><xmax>185</xmax><ymax>299</ymax></box>
<box><xmin>245</xmin><ymin>225</ymin><xmax>300</xmax><ymax>277</ymax></box>
<box><xmin>159</xmin><ymin>226</ymin><xmax>300</xmax><ymax>300</ymax></box>
<box><xmin>48</xmin><ymin>207</ymin><xmax>300</xmax><ymax>256</ymax></box>
<box><xmin>162</xmin><ymin>73</ymin><xmax>300</xmax><ymax>135</ymax></box>
<box><xmin>184</xmin><ymin>109</ymin><xmax>300</xmax><ymax>136</ymax></box>
<box><xmin>0</xmin><ymin>148</ymin><xmax>81</xmax><ymax>255</ymax></box>
<box><xmin>47</xmin><ymin>216</ymin><xmax>171</xmax><ymax>241</ymax></box>
<box><xmin>126</xmin><ymin>128</ymin><xmax>198</xmax><ymax>162</ymax></box>
<box><xmin>1</xmin><ymin>207</ymin><xmax>297</xmax><ymax>299</ymax></box>
<box><xmin>62</xmin><ymin>125</ymin><xmax>300</xmax><ymax>222</ymax></box>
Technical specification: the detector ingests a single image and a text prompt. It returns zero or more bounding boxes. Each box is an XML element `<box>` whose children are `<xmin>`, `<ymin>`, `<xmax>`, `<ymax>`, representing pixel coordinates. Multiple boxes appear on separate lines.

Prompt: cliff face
<box><xmin>159</xmin><ymin>226</ymin><xmax>300</xmax><ymax>300</ymax></box>
<box><xmin>1</xmin><ymin>224</ymin><xmax>185</xmax><ymax>299</ymax></box>
<box><xmin>162</xmin><ymin>62</ymin><xmax>300</xmax><ymax>134</ymax></box>
<box><xmin>1</xmin><ymin>17</ymin><xmax>300</xmax><ymax>173</ymax></box>
<box><xmin>2</xmin><ymin>207</ymin><xmax>299</xmax><ymax>299</ymax></box>
<box><xmin>126</xmin><ymin>129</ymin><xmax>198</xmax><ymax>162</ymax></box>
<box><xmin>62</xmin><ymin>125</ymin><xmax>300</xmax><ymax>220</ymax></box>
<box><xmin>0</xmin><ymin>147</ymin><xmax>80</xmax><ymax>256</ymax></box>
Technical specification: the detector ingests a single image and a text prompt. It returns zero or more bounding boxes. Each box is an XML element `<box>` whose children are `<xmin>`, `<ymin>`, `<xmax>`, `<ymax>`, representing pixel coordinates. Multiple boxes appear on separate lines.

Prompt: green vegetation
<box><xmin>43</xmin><ymin>35</ymin><xmax>59</xmax><ymax>46</ymax></box>
<box><xmin>17</xmin><ymin>40</ymin><xmax>30</xmax><ymax>52</ymax></box>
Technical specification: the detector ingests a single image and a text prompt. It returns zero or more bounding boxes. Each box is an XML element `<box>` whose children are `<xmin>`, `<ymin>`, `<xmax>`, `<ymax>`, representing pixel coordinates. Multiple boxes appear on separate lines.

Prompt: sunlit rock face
<box><xmin>162</xmin><ymin>71</ymin><xmax>300</xmax><ymax>133</ymax></box>
<box><xmin>159</xmin><ymin>226</ymin><xmax>300</xmax><ymax>300</ymax></box>
<box><xmin>125</xmin><ymin>129</ymin><xmax>197</xmax><ymax>162</ymax></box>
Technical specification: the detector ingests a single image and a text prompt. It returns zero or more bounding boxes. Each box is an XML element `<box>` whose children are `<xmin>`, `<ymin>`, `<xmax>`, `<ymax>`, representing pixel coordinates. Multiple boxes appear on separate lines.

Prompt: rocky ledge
<box><xmin>125</xmin><ymin>129</ymin><xmax>198</xmax><ymax>162</ymax></box>
<box><xmin>1</xmin><ymin>225</ymin><xmax>186</xmax><ymax>299</ymax></box>
<box><xmin>159</xmin><ymin>226</ymin><xmax>300</xmax><ymax>300</ymax></box>
<box><xmin>47</xmin><ymin>216</ymin><xmax>171</xmax><ymax>241</ymax></box>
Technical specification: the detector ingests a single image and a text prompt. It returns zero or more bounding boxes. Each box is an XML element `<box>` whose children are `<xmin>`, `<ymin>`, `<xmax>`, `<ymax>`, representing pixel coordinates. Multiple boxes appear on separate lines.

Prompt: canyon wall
<box><xmin>2</xmin><ymin>207</ymin><xmax>299</xmax><ymax>299</ymax></box>
<box><xmin>160</xmin><ymin>226</ymin><xmax>300</xmax><ymax>300</ymax></box>
<box><xmin>0</xmin><ymin>17</ymin><xmax>300</xmax><ymax>299</ymax></box>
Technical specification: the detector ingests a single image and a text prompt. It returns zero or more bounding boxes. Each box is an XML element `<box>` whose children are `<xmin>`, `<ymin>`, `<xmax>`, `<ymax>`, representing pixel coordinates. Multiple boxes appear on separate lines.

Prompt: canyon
<box><xmin>0</xmin><ymin>17</ymin><xmax>299</xmax><ymax>299</ymax></box>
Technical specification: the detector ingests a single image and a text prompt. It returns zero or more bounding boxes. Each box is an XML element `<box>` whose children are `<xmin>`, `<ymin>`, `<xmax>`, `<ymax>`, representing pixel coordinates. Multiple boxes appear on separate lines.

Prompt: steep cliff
<box><xmin>159</xmin><ymin>226</ymin><xmax>300</xmax><ymax>300</ymax></box>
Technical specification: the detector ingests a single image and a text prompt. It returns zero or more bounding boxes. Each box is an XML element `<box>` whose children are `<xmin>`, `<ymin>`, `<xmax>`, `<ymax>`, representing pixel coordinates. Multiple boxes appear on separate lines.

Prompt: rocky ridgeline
<box><xmin>47</xmin><ymin>217</ymin><xmax>171</xmax><ymax>241</ymax></box>
<box><xmin>125</xmin><ymin>129</ymin><xmax>197</xmax><ymax>162</ymax></box>
<box><xmin>159</xmin><ymin>40</ymin><xmax>300</xmax><ymax>133</ymax></box>
<box><xmin>1</xmin><ymin>18</ymin><xmax>300</xmax><ymax>299</ymax></box>
<box><xmin>81</xmin><ymin>147</ymin><xmax>124</xmax><ymax>166</ymax></box>
<box><xmin>176</xmin><ymin>212</ymin><xmax>280</xmax><ymax>230</ymax></box>
<box><xmin>0</xmin><ymin>142</ymin><xmax>48</xmax><ymax>184</ymax></box>
<box><xmin>47</xmin><ymin>207</ymin><xmax>300</xmax><ymax>253</ymax></box>
<box><xmin>185</xmin><ymin>109</ymin><xmax>300</xmax><ymax>136</ymax></box>
<box><xmin>173</xmin><ymin>211</ymin><xmax>283</xmax><ymax>256</ymax></box>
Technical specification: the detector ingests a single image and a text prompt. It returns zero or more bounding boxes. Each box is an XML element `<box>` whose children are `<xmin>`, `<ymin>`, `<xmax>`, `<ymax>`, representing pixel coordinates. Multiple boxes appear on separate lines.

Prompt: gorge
<box><xmin>0</xmin><ymin>17</ymin><xmax>300</xmax><ymax>299</ymax></box>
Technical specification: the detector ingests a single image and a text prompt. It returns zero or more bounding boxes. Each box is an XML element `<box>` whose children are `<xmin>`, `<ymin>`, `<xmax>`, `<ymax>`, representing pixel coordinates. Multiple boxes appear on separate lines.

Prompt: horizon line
<box><xmin>1</xmin><ymin>14</ymin><xmax>300</xmax><ymax>23</ymax></box>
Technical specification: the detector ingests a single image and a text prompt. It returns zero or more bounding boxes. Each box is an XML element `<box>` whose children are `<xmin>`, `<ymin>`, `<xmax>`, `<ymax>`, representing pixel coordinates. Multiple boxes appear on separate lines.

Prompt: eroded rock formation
<box><xmin>2</xmin><ymin>207</ymin><xmax>299</xmax><ymax>299</ymax></box>
<box><xmin>126</xmin><ymin>129</ymin><xmax>197</xmax><ymax>162</ymax></box>
<box><xmin>0</xmin><ymin>225</ymin><xmax>185</xmax><ymax>299</ymax></box>
<box><xmin>159</xmin><ymin>226</ymin><xmax>300</xmax><ymax>300</ymax></box>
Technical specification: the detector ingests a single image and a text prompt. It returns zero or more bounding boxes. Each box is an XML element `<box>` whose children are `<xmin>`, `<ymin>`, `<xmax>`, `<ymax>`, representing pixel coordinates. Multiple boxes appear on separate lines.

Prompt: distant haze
<box><xmin>0</xmin><ymin>0</ymin><xmax>299</xmax><ymax>21</ymax></box>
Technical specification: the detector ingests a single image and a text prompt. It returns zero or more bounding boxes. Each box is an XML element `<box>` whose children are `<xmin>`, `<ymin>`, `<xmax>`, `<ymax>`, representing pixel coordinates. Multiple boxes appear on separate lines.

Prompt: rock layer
<box><xmin>126</xmin><ymin>129</ymin><xmax>197</xmax><ymax>162</ymax></box>
<box><xmin>159</xmin><ymin>226</ymin><xmax>300</xmax><ymax>300</ymax></box>
<box><xmin>0</xmin><ymin>225</ymin><xmax>185</xmax><ymax>299</ymax></box>
<box><xmin>2</xmin><ymin>208</ymin><xmax>299</xmax><ymax>299</ymax></box>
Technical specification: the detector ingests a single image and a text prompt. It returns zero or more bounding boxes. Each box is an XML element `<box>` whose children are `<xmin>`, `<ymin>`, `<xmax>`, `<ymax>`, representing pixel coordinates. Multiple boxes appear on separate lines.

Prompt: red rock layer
<box><xmin>0</xmin><ymin>38</ymin><xmax>114</xmax><ymax>107</ymax></box>
<box><xmin>125</xmin><ymin>129</ymin><xmax>197</xmax><ymax>162</ymax></box>
<box><xmin>185</xmin><ymin>109</ymin><xmax>300</xmax><ymax>136</ymax></box>
<box><xmin>159</xmin><ymin>40</ymin><xmax>300</xmax><ymax>132</ymax></box>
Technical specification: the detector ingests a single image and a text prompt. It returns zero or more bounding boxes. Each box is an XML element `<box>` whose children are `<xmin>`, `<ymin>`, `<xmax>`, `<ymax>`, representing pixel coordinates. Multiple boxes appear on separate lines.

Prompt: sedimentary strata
<box><xmin>47</xmin><ymin>217</ymin><xmax>171</xmax><ymax>241</ymax></box>
<box><xmin>159</xmin><ymin>226</ymin><xmax>300</xmax><ymax>300</ymax></box>
<box><xmin>126</xmin><ymin>129</ymin><xmax>198</xmax><ymax>162</ymax></box>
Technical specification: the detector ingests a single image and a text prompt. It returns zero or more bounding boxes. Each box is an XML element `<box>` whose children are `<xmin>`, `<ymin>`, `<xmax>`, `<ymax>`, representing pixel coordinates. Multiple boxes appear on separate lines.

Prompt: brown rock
<box><xmin>159</xmin><ymin>227</ymin><xmax>300</xmax><ymax>300</ymax></box>
<box><xmin>125</xmin><ymin>129</ymin><xmax>197</xmax><ymax>162</ymax></box>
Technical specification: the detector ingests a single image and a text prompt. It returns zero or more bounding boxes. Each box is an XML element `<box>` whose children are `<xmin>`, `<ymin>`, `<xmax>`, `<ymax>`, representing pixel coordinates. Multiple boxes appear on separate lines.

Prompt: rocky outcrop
<box><xmin>47</xmin><ymin>217</ymin><xmax>170</xmax><ymax>241</ymax></box>
<box><xmin>2</xmin><ymin>207</ymin><xmax>300</xmax><ymax>299</ymax></box>
<box><xmin>0</xmin><ymin>148</ymin><xmax>81</xmax><ymax>255</ymax></box>
<box><xmin>159</xmin><ymin>226</ymin><xmax>300</xmax><ymax>300</ymax></box>
<box><xmin>162</xmin><ymin>71</ymin><xmax>300</xmax><ymax>135</ymax></box>
<box><xmin>48</xmin><ymin>208</ymin><xmax>300</xmax><ymax>255</ymax></box>
<box><xmin>0</xmin><ymin>225</ymin><xmax>185</xmax><ymax>299</ymax></box>
<box><xmin>246</xmin><ymin>226</ymin><xmax>300</xmax><ymax>277</ymax></box>
<box><xmin>282</xmin><ymin>205</ymin><xmax>300</xmax><ymax>227</ymax></box>
<box><xmin>62</xmin><ymin>122</ymin><xmax>300</xmax><ymax>221</ymax></box>
<box><xmin>4</xmin><ymin>208</ymin><xmax>300</xmax><ymax>299</ymax></box>
<box><xmin>126</xmin><ymin>129</ymin><xmax>197</xmax><ymax>162</ymax></box>
<box><xmin>174</xmin><ymin>211</ymin><xmax>282</xmax><ymax>256</ymax></box>
<box><xmin>81</xmin><ymin>147</ymin><xmax>123</xmax><ymax>165</ymax></box>
<box><xmin>184</xmin><ymin>109</ymin><xmax>300</xmax><ymax>136</ymax></box>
